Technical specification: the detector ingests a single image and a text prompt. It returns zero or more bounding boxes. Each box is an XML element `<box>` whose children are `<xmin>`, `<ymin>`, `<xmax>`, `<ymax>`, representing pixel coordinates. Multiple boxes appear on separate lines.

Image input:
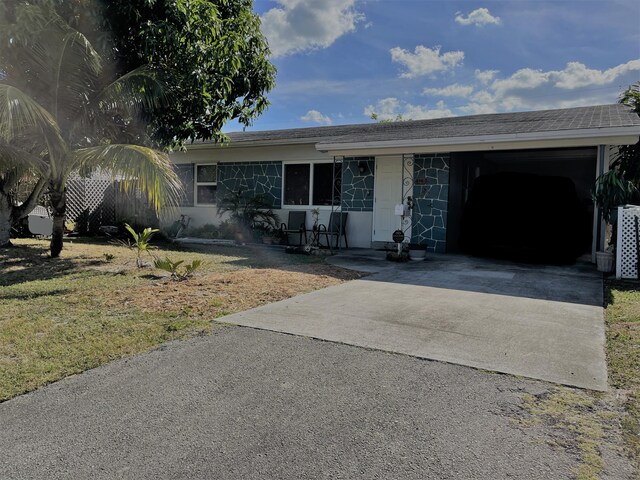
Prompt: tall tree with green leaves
<box><xmin>0</xmin><ymin>2</ymin><xmax>181</xmax><ymax>254</ymax></box>
<box><xmin>97</xmin><ymin>0</ymin><xmax>276</xmax><ymax>148</ymax></box>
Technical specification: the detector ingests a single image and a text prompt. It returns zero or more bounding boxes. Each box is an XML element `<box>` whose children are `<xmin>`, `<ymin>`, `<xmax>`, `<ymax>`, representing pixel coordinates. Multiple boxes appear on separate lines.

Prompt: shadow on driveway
<box><xmin>329</xmin><ymin>250</ymin><xmax>603</xmax><ymax>306</ymax></box>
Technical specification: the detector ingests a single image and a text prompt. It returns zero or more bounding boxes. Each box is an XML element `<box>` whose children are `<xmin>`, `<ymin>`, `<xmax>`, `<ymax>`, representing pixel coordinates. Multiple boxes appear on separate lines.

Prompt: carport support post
<box><xmin>331</xmin><ymin>155</ymin><xmax>344</xmax><ymax>251</ymax></box>
<box><xmin>593</xmin><ymin>145</ymin><xmax>608</xmax><ymax>261</ymax></box>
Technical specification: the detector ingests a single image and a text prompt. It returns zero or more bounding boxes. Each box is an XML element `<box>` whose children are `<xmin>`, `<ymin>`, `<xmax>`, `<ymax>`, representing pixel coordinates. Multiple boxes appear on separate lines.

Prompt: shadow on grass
<box><xmin>1</xmin><ymin>237</ymin><xmax>361</xmax><ymax>290</ymax></box>
<box><xmin>0</xmin><ymin>243</ymin><xmax>103</xmax><ymax>287</ymax></box>
<box><xmin>0</xmin><ymin>288</ymin><xmax>74</xmax><ymax>300</ymax></box>
<box><xmin>604</xmin><ymin>278</ymin><xmax>640</xmax><ymax>307</ymax></box>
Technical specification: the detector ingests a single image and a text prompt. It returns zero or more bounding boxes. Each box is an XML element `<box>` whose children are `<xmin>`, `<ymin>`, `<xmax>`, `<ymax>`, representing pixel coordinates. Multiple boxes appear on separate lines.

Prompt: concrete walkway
<box><xmin>217</xmin><ymin>252</ymin><xmax>607</xmax><ymax>390</ymax></box>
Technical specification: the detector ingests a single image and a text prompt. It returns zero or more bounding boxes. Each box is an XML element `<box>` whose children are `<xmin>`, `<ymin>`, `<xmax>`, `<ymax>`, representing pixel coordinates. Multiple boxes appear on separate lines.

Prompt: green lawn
<box><xmin>605</xmin><ymin>280</ymin><xmax>640</xmax><ymax>465</ymax></box>
<box><xmin>0</xmin><ymin>238</ymin><xmax>360</xmax><ymax>401</ymax></box>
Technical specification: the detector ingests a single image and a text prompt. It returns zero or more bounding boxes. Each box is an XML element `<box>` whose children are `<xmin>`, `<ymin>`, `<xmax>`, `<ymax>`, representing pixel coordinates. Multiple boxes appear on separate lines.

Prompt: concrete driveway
<box><xmin>218</xmin><ymin>252</ymin><xmax>607</xmax><ymax>390</ymax></box>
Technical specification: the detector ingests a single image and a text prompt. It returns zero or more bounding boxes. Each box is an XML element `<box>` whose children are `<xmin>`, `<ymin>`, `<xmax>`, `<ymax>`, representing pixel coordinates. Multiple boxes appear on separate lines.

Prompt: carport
<box><xmin>447</xmin><ymin>147</ymin><xmax>597</xmax><ymax>263</ymax></box>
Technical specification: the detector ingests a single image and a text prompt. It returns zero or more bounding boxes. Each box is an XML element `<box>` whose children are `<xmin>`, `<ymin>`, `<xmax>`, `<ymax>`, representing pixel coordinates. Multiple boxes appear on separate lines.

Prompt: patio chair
<box><xmin>280</xmin><ymin>211</ymin><xmax>308</xmax><ymax>245</ymax></box>
<box><xmin>319</xmin><ymin>212</ymin><xmax>348</xmax><ymax>249</ymax></box>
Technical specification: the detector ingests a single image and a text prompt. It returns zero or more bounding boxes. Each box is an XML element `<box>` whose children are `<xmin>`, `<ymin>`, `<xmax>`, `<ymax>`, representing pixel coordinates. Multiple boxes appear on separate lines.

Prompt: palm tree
<box><xmin>0</xmin><ymin>2</ymin><xmax>181</xmax><ymax>255</ymax></box>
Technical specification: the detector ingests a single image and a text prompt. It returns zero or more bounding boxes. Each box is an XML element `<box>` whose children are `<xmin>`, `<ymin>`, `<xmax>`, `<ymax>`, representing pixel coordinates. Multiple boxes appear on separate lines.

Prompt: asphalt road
<box><xmin>0</xmin><ymin>326</ymin><xmax>631</xmax><ymax>479</ymax></box>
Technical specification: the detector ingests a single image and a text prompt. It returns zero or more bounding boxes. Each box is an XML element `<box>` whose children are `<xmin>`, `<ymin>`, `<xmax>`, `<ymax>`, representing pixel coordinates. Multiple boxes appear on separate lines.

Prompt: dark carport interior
<box><xmin>447</xmin><ymin>147</ymin><xmax>597</xmax><ymax>264</ymax></box>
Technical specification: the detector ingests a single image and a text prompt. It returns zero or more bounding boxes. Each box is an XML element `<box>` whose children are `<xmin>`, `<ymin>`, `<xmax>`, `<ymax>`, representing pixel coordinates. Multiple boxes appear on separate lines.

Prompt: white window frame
<box><xmin>281</xmin><ymin>160</ymin><xmax>342</xmax><ymax>210</ymax></box>
<box><xmin>194</xmin><ymin>163</ymin><xmax>218</xmax><ymax>206</ymax></box>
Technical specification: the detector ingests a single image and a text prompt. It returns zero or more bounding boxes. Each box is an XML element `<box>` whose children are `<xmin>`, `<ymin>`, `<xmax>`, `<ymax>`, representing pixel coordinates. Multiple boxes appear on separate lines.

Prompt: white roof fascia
<box><xmin>186</xmin><ymin>138</ymin><xmax>319</xmax><ymax>150</ymax></box>
<box><xmin>316</xmin><ymin>126</ymin><xmax>640</xmax><ymax>154</ymax></box>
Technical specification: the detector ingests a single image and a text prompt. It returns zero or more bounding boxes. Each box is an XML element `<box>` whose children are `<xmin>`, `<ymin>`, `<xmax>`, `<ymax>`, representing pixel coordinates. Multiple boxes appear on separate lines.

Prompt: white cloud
<box><xmin>455</xmin><ymin>8</ymin><xmax>501</xmax><ymax>27</ymax></box>
<box><xmin>474</xmin><ymin>69</ymin><xmax>499</xmax><ymax>84</ymax></box>
<box><xmin>368</xmin><ymin>59</ymin><xmax>640</xmax><ymax>121</ymax></box>
<box><xmin>301</xmin><ymin>109</ymin><xmax>332</xmax><ymax>125</ymax></box>
<box><xmin>553</xmin><ymin>60</ymin><xmax>640</xmax><ymax>89</ymax></box>
<box><xmin>364</xmin><ymin>98</ymin><xmax>455</xmax><ymax>121</ymax></box>
<box><xmin>423</xmin><ymin>84</ymin><xmax>474</xmax><ymax>98</ymax></box>
<box><xmin>490</xmin><ymin>68</ymin><xmax>549</xmax><ymax>97</ymax></box>
<box><xmin>261</xmin><ymin>0</ymin><xmax>365</xmax><ymax>58</ymax></box>
<box><xmin>390</xmin><ymin>45</ymin><xmax>465</xmax><ymax>78</ymax></box>
<box><xmin>491</xmin><ymin>60</ymin><xmax>640</xmax><ymax>97</ymax></box>
<box><xmin>460</xmin><ymin>59</ymin><xmax>640</xmax><ymax>114</ymax></box>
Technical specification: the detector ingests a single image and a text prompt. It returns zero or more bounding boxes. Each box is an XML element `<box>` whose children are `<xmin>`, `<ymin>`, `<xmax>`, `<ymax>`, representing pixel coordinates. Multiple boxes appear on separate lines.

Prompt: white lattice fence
<box><xmin>66</xmin><ymin>178</ymin><xmax>86</xmax><ymax>225</ymax></box>
<box><xmin>616</xmin><ymin>205</ymin><xmax>640</xmax><ymax>279</ymax></box>
<box><xmin>65</xmin><ymin>177</ymin><xmax>116</xmax><ymax>233</ymax></box>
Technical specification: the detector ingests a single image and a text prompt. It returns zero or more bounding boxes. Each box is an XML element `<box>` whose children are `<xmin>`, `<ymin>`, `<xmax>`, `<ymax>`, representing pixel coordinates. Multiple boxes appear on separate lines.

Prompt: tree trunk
<box><xmin>49</xmin><ymin>186</ymin><xmax>66</xmax><ymax>258</ymax></box>
<box><xmin>12</xmin><ymin>176</ymin><xmax>48</xmax><ymax>222</ymax></box>
<box><xmin>0</xmin><ymin>191</ymin><xmax>12</xmax><ymax>247</ymax></box>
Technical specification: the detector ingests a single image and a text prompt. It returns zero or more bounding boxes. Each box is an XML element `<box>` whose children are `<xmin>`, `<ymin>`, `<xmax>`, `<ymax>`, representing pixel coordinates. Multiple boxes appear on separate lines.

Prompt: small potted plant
<box><xmin>408</xmin><ymin>243</ymin><xmax>427</xmax><ymax>261</ymax></box>
<box><xmin>255</xmin><ymin>224</ymin><xmax>276</xmax><ymax>244</ymax></box>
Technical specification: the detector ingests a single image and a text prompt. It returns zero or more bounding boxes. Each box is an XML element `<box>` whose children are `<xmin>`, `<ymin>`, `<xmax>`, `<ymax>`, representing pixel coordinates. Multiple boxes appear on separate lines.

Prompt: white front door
<box><xmin>373</xmin><ymin>156</ymin><xmax>403</xmax><ymax>242</ymax></box>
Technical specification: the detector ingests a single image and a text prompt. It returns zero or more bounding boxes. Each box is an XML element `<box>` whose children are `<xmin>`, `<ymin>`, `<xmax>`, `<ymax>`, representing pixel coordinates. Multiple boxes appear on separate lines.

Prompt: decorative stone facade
<box><xmin>411</xmin><ymin>153</ymin><xmax>450</xmax><ymax>253</ymax></box>
<box><xmin>217</xmin><ymin>161</ymin><xmax>283</xmax><ymax>208</ymax></box>
<box><xmin>341</xmin><ymin>157</ymin><xmax>375</xmax><ymax>211</ymax></box>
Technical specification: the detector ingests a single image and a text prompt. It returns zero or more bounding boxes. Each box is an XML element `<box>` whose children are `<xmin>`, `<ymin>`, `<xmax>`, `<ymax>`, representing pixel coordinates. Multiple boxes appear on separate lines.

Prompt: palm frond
<box><xmin>97</xmin><ymin>65</ymin><xmax>169</xmax><ymax>117</ymax></box>
<box><xmin>0</xmin><ymin>141</ymin><xmax>47</xmax><ymax>174</ymax></box>
<box><xmin>2</xmin><ymin>3</ymin><xmax>102</xmax><ymax>121</ymax></box>
<box><xmin>51</xmin><ymin>29</ymin><xmax>102</xmax><ymax>120</ymax></box>
<box><xmin>72</xmin><ymin>144</ymin><xmax>182</xmax><ymax>212</ymax></box>
<box><xmin>0</xmin><ymin>84</ymin><xmax>64</xmax><ymax>147</ymax></box>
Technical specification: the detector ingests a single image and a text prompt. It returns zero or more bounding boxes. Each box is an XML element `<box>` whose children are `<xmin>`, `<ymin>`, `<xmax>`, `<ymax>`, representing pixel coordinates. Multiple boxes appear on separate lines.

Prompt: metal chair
<box><xmin>280</xmin><ymin>211</ymin><xmax>308</xmax><ymax>245</ymax></box>
<box><xmin>319</xmin><ymin>212</ymin><xmax>348</xmax><ymax>249</ymax></box>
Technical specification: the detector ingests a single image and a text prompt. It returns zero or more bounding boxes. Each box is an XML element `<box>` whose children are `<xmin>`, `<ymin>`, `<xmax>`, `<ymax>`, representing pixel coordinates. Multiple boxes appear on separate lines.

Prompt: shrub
<box><xmin>116</xmin><ymin>224</ymin><xmax>159</xmax><ymax>268</ymax></box>
<box><xmin>218</xmin><ymin>191</ymin><xmax>280</xmax><ymax>242</ymax></box>
<box><xmin>184</xmin><ymin>223</ymin><xmax>221</xmax><ymax>239</ymax></box>
<box><xmin>154</xmin><ymin>257</ymin><xmax>203</xmax><ymax>281</ymax></box>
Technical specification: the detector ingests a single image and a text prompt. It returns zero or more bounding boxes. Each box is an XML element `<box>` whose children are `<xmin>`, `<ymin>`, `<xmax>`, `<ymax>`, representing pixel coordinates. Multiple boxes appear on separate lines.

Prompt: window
<box><xmin>195</xmin><ymin>164</ymin><xmax>217</xmax><ymax>205</ymax></box>
<box><xmin>284</xmin><ymin>164</ymin><xmax>310</xmax><ymax>205</ymax></box>
<box><xmin>283</xmin><ymin>162</ymin><xmax>341</xmax><ymax>206</ymax></box>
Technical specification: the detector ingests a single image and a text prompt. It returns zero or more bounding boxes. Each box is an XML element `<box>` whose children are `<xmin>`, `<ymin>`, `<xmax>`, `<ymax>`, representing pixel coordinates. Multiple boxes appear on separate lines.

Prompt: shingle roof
<box><xmin>218</xmin><ymin>104</ymin><xmax>640</xmax><ymax>147</ymax></box>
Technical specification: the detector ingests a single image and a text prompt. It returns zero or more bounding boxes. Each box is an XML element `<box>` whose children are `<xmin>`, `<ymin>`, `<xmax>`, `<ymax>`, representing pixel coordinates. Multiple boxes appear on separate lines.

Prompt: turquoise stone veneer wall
<box><xmin>217</xmin><ymin>162</ymin><xmax>283</xmax><ymax>208</ymax></box>
<box><xmin>341</xmin><ymin>157</ymin><xmax>375</xmax><ymax>212</ymax></box>
<box><xmin>411</xmin><ymin>153</ymin><xmax>450</xmax><ymax>253</ymax></box>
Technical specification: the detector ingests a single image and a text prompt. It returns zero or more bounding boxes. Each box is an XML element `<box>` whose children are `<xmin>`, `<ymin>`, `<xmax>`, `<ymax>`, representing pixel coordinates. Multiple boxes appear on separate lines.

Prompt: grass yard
<box><xmin>605</xmin><ymin>280</ymin><xmax>640</xmax><ymax>466</ymax></box>
<box><xmin>0</xmin><ymin>238</ymin><xmax>362</xmax><ymax>402</ymax></box>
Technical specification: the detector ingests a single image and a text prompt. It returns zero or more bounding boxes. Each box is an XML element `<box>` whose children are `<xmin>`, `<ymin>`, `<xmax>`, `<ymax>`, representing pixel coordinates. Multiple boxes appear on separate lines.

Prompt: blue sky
<box><xmin>228</xmin><ymin>0</ymin><xmax>640</xmax><ymax>132</ymax></box>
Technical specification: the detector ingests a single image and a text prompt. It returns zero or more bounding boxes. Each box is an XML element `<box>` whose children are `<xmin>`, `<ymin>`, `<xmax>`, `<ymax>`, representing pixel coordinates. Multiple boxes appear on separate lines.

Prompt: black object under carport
<box><xmin>460</xmin><ymin>172</ymin><xmax>591</xmax><ymax>264</ymax></box>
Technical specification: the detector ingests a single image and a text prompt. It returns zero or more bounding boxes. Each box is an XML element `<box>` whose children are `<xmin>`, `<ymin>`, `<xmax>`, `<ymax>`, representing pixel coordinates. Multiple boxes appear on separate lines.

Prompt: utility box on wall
<box><xmin>616</xmin><ymin>205</ymin><xmax>640</xmax><ymax>280</ymax></box>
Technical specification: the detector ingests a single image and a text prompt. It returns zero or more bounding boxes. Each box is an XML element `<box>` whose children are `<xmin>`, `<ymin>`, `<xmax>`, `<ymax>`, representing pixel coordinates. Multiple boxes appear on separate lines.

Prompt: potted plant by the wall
<box><xmin>408</xmin><ymin>243</ymin><xmax>427</xmax><ymax>261</ymax></box>
<box><xmin>592</xmin><ymin>169</ymin><xmax>638</xmax><ymax>272</ymax></box>
<box><xmin>260</xmin><ymin>228</ymin><xmax>275</xmax><ymax>244</ymax></box>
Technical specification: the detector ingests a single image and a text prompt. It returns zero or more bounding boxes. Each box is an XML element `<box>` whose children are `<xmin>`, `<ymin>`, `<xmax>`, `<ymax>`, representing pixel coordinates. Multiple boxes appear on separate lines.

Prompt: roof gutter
<box><xmin>315</xmin><ymin>126</ymin><xmax>640</xmax><ymax>155</ymax></box>
<box><xmin>186</xmin><ymin>137</ymin><xmax>322</xmax><ymax>150</ymax></box>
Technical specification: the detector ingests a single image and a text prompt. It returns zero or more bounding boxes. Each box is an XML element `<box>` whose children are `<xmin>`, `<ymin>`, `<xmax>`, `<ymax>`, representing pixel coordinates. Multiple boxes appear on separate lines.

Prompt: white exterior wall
<box><xmin>170</xmin><ymin>143</ymin><xmax>375</xmax><ymax>248</ymax></box>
